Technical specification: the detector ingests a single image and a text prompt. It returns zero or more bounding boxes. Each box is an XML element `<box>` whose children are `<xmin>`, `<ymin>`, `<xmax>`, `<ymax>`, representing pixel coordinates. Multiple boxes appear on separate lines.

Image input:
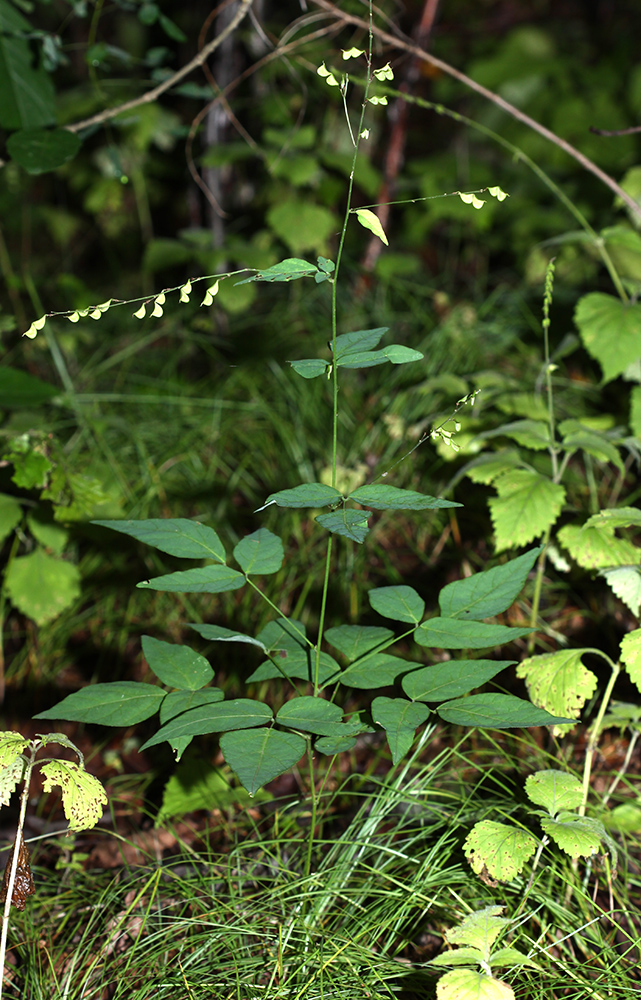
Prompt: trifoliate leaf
<box><xmin>41</xmin><ymin>760</ymin><xmax>107</xmax><ymax>832</ymax></box>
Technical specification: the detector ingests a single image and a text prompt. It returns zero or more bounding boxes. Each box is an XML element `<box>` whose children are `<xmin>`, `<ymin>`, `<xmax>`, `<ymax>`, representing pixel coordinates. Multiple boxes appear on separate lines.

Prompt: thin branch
<box><xmin>66</xmin><ymin>0</ymin><xmax>255</xmax><ymax>134</ymax></box>
<box><xmin>310</xmin><ymin>0</ymin><xmax>641</xmax><ymax>223</ymax></box>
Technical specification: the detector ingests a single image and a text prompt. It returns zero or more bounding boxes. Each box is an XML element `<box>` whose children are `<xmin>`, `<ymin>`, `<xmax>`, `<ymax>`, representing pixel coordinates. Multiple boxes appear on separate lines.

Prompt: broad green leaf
<box><xmin>439</xmin><ymin>548</ymin><xmax>542</xmax><ymax>620</ymax></box>
<box><xmin>92</xmin><ymin>518</ymin><xmax>226</xmax><ymax>562</ymax></box>
<box><xmin>220</xmin><ymin>728</ymin><xmax>306</xmax><ymax>796</ymax></box>
<box><xmin>0</xmin><ymin>0</ymin><xmax>55</xmax><ymax>129</ymax></box>
<box><xmin>575</xmin><ymin>293</ymin><xmax>641</xmax><ymax>383</ymax></box>
<box><xmin>402</xmin><ymin>660</ymin><xmax>514</xmax><ymax>702</ymax></box>
<box><xmin>437</xmin><ymin>693</ymin><xmax>575</xmax><ymax>729</ymax></box>
<box><xmin>415</xmin><ymin>618</ymin><xmax>533</xmax><ymax>649</ymax></box>
<box><xmin>540</xmin><ymin>814</ymin><xmax>604</xmax><ymax>859</ymax></box>
<box><xmin>35</xmin><ymin>682</ymin><xmax>165</xmax><ymax>725</ymax></box>
<box><xmin>158</xmin><ymin>759</ymin><xmax>262</xmax><ymax>823</ymax></box>
<box><xmin>40</xmin><ymin>760</ymin><xmax>107</xmax><ymax>832</ymax></box>
<box><xmin>446</xmin><ymin>905</ymin><xmax>508</xmax><ymax>953</ymax></box>
<box><xmin>27</xmin><ymin>511</ymin><xmax>68</xmax><ymax>554</ymax></box>
<box><xmin>559</xmin><ymin>423</ymin><xmax>624</xmax><ymax>472</ymax></box>
<box><xmin>583</xmin><ymin>506</ymin><xmax>641</xmax><ymax>530</ymax></box>
<box><xmin>355</xmin><ymin>208</ymin><xmax>388</xmax><ymax>245</ymax></box>
<box><xmin>140</xmin><ymin>699</ymin><xmax>273</xmax><ymax>758</ymax></box>
<box><xmin>0</xmin><ymin>733</ymin><xmax>29</xmax><ymax>769</ymax></box>
<box><xmin>620</xmin><ymin>628</ymin><xmax>641</xmax><ymax>692</ymax></box>
<box><xmin>436</xmin><ymin>969</ymin><xmax>514</xmax><ymax>1000</ymax></box>
<box><xmin>525</xmin><ymin>769</ymin><xmax>583</xmax><ymax>815</ymax></box>
<box><xmin>258</xmin><ymin>483</ymin><xmax>341</xmax><ymax>510</ymax></box>
<box><xmin>4</xmin><ymin>548</ymin><xmax>80</xmax><ymax>625</ymax></box>
<box><xmin>336</xmin><ymin>345</ymin><xmax>423</xmax><ymax>369</ymax></box>
<box><xmin>235</xmin><ymin>258</ymin><xmax>318</xmax><ymax>284</ymax></box>
<box><xmin>0</xmin><ymin>365</ymin><xmax>59</xmax><ymax>407</ymax></box>
<box><xmin>0</xmin><ymin>493</ymin><xmax>22</xmax><ymax>544</ymax></box>
<box><xmin>516</xmin><ymin>650</ymin><xmax>598</xmax><ymax>732</ymax></box>
<box><xmin>233</xmin><ymin>528</ymin><xmax>284</xmax><ymax>575</ymax></box>
<box><xmin>276</xmin><ymin>696</ymin><xmax>361</xmax><ymax>737</ymax></box>
<box><xmin>557</xmin><ymin>523</ymin><xmax>639</xmax><ymax>568</ymax></box>
<box><xmin>334</xmin><ymin>328</ymin><xmax>388</xmax><ymax>358</ymax></box>
<box><xmin>267</xmin><ymin>201</ymin><xmax>337</xmax><ymax>255</ymax></box>
<box><xmin>288</xmin><ymin>359</ymin><xmax>329</xmax><ymax>379</ymax></box>
<box><xmin>247</xmin><ymin>649</ymin><xmax>339</xmax><ymax>685</ymax></box>
<box><xmin>255</xmin><ymin>618</ymin><xmax>308</xmax><ymax>652</ymax></box>
<box><xmin>141</xmin><ymin>636</ymin><xmax>214</xmax><ymax>690</ymax></box>
<box><xmin>316</xmin><ymin>509</ymin><xmax>371</xmax><ymax>543</ymax></box>
<box><xmin>369</xmin><ymin>585</ymin><xmax>425</xmax><ymax>623</ymax></box>
<box><xmin>349</xmin><ymin>485</ymin><xmax>460</xmax><ymax>511</ymax></box>
<box><xmin>464</xmin><ymin>451</ymin><xmax>522</xmax><ymax>485</ymax></box>
<box><xmin>189</xmin><ymin>623</ymin><xmax>268</xmax><ymax>652</ymax></box>
<box><xmin>600</xmin><ymin>566</ymin><xmax>641</xmax><ymax>617</ymax></box>
<box><xmin>7</xmin><ymin>128</ymin><xmax>81</xmax><ymax>174</ymax></box>
<box><xmin>489</xmin><ymin>471</ymin><xmax>566</xmax><ymax>551</ymax></box>
<box><xmin>429</xmin><ymin>948</ymin><xmax>486</xmax><ymax>968</ymax></box>
<box><xmin>324</xmin><ymin>625</ymin><xmax>393</xmax><ymax>660</ymax></box>
<box><xmin>159</xmin><ymin>688</ymin><xmax>224</xmax><ymax>724</ymax></box>
<box><xmin>485</xmin><ymin>419</ymin><xmax>551</xmax><ymax>451</ymax></box>
<box><xmin>490</xmin><ymin>948</ymin><xmax>540</xmax><ymax>971</ymax></box>
<box><xmin>371</xmin><ymin>697</ymin><xmax>430</xmax><ymax>764</ymax></box>
<box><xmin>340</xmin><ymin>653</ymin><xmax>414</xmax><ymax>689</ymax></box>
<box><xmin>314</xmin><ymin>735</ymin><xmax>358</xmax><ymax>755</ymax></box>
<box><xmin>465</xmin><ymin>821</ymin><xmax>538</xmax><ymax>883</ymax></box>
<box><xmin>138</xmin><ymin>564</ymin><xmax>246</xmax><ymax>593</ymax></box>
<box><xmin>0</xmin><ymin>759</ymin><xmax>24</xmax><ymax>807</ymax></box>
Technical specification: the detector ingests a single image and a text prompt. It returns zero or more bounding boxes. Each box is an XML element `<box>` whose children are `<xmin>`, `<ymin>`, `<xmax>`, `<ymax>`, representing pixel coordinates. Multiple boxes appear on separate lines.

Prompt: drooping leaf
<box><xmin>141</xmin><ymin>636</ymin><xmax>214</xmax><ymax>690</ymax></box>
<box><xmin>438</xmin><ymin>548</ymin><xmax>542</xmax><ymax>620</ymax></box>
<box><xmin>402</xmin><ymin>660</ymin><xmax>514</xmax><ymax>703</ymax></box>
<box><xmin>371</xmin><ymin>697</ymin><xmax>430</xmax><ymax>764</ymax></box>
<box><xmin>464</xmin><ymin>821</ymin><xmax>538</xmax><ymax>883</ymax></box>
<box><xmin>137</xmin><ymin>564</ymin><xmax>246</xmax><ymax>594</ymax></box>
<box><xmin>233</xmin><ymin>528</ymin><xmax>284</xmax><ymax>575</ymax></box>
<box><xmin>488</xmin><ymin>472</ymin><xmax>566</xmax><ymax>552</ymax></box>
<box><xmin>349</xmin><ymin>485</ymin><xmax>460</xmax><ymax>511</ymax></box>
<box><xmin>316</xmin><ymin>509</ymin><xmax>371</xmax><ymax>543</ymax></box>
<box><xmin>0</xmin><ymin>760</ymin><xmax>24</xmax><ymax>808</ymax></box>
<box><xmin>0</xmin><ymin>833</ymin><xmax>34</xmax><ymax>911</ymax></box>
<box><xmin>258</xmin><ymin>483</ymin><xmax>341</xmax><ymax>510</ymax></box>
<box><xmin>220</xmin><ymin>728</ymin><xmax>306</xmax><ymax>795</ymax></box>
<box><xmin>414</xmin><ymin>618</ymin><xmax>533</xmax><ymax>650</ymax></box>
<box><xmin>516</xmin><ymin>650</ymin><xmax>598</xmax><ymax>732</ymax></box>
<box><xmin>524</xmin><ymin>769</ymin><xmax>584</xmax><ymax>816</ymax></box>
<box><xmin>324</xmin><ymin>624</ymin><xmax>393</xmax><ymax>660</ymax></box>
<box><xmin>368</xmin><ymin>585</ymin><xmax>425</xmax><ymax>623</ymax></box>
<box><xmin>35</xmin><ymin>682</ymin><xmax>165</xmax><ymax>725</ymax></box>
<box><xmin>4</xmin><ymin>548</ymin><xmax>81</xmax><ymax>625</ymax></box>
<box><xmin>599</xmin><ymin>566</ymin><xmax>641</xmax><ymax>617</ymax></box>
<box><xmin>40</xmin><ymin>760</ymin><xmax>107</xmax><ymax>832</ymax></box>
<box><xmin>7</xmin><ymin>128</ymin><xmax>81</xmax><ymax>174</ymax></box>
<box><xmin>437</xmin><ymin>693</ymin><xmax>575</xmax><ymax>729</ymax></box>
<box><xmin>92</xmin><ymin>518</ymin><xmax>226</xmax><ymax>562</ymax></box>
<box><xmin>575</xmin><ymin>293</ymin><xmax>641</xmax><ymax>383</ymax></box>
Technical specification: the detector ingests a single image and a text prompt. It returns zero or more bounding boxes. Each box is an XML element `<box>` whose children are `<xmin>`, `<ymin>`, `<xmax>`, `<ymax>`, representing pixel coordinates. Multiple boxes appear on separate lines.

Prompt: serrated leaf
<box><xmin>41</xmin><ymin>760</ymin><xmax>107</xmax><ymax>832</ymax></box>
<box><xmin>465</xmin><ymin>821</ymin><xmax>538</xmax><ymax>882</ymax></box>
<box><xmin>138</xmin><ymin>564</ymin><xmax>246</xmax><ymax>594</ymax></box>
<box><xmin>540</xmin><ymin>814</ymin><xmax>603</xmax><ymax>859</ymax></box>
<box><xmin>525</xmin><ymin>769</ymin><xmax>583</xmax><ymax>816</ymax></box>
<box><xmin>402</xmin><ymin>661</ymin><xmax>514</xmax><ymax>703</ymax></box>
<box><xmin>415</xmin><ymin>618</ymin><xmax>533</xmax><ymax>650</ymax></box>
<box><xmin>371</xmin><ymin>697</ymin><xmax>430</xmax><ymax>764</ymax></box>
<box><xmin>369</xmin><ymin>585</ymin><xmax>425</xmax><ymax>623</ymax></box>
<box><xmin>439</xmin><ymin>548</ymin><xmax>542</xmax><ymax>620</ymax></box>
<box><xmin>583</xmin><ymin>507</ymin><xmax>641</xmax><ymax>530</ymax></box>
<box><xmin>558</xmin><ymin>523</ymin><xmax>639</xmax><ymax>569</ymax></box>
<box><xmin>220</xmin><ymin>728</ymin><xmax>306</xmax><ymax>796</ymax></box>
<box><xmin>436</xmin><ymin>969</ymin><xmax>514</xmax><ymax>1000</ymax></box>
<box><xmin>620</xmin><ymin>628</ymin><xmax>641</xmax><ymax>693</ymax></box>
<box><xmin>324</xmin><ymin>625</ymin><xmax>393</xmax><ymax>660</ymax></box>
<box><xmin>258</xmin><ymin>483</ymin><xmax>341</xmax><ymax>510</ymax></box>
<box><xmin>489</xmin><ymin>471</ymin><xmax>566</xmax><ymax>552</ymax></box>
<box><xmin>429</xmin><ymin>947</ymin><xmax>486</xmax><ymax>968</ymax></box>
<box><xmin>516</xmin><ymin>650</ymin><xmax>598</xmax><ymax>732</ymax></box>
<box><xmin>316</xmin><ymin>509</ymin><xmax>371</xmax><ymax>543</ymax></box>
<box><xmin>92</xmin><ymin>518</ymin><xmax>226</xmax><ymax>562</ymax></box>
<box><xmin>490</xmin><ymin>947</ymin><xmax>540</xmax><ymax>971</ymax></box>
<box><xmin>141</xmin><ymin>636</ymin><xmax>213</xmax><ymax>690</ymax></box>
<box><xmin>0</xmin><ymin>759</ymin><xmax>25</xmax><ymax>807</ymax></box>
<box><xmin>349</xmin><ymin>485</ymin><xmax>460</xmax><ymax>511</ymax></box>
<box><xmin>437</xmin><ymin>693</ymin><xmax>575</xmax><ymax>729</ymax></box>
<box><xmin>140</xmin><ymin>699</ymin><xmax>273</xmax><ymax>758</ymax></box>
<box><xmin>0</xmin><ymin>734</ymin><xmax>29</xmax><ymax>769</ymax></box>
<box><xmin>464</xmin><ymin>451</ymin><xmax>522</xmax><ymax>485</ymax></box>
<box><xmin>575</xmin><ymin>293</ymin><xmax>641</xmax><ymax>383</ymax></box>
<box><xmin>355</xmin><ymin>208</ymin><xmax>388</xmax><ymax>245</ymax></box>
<box><xmin>559</xmin><ymin>423</ymin><xmax>624</xmax><ymax>472</ymax></box>
<box><xmin>487</xmin><ymin>419</ymin><xmax>551</xmax><ymax>451</ymax></box>
<box><xmin>35</xmin><ymin>682</ymin><xmax>165</xmax><ymax>725</ymax></box>
<box><xmin>447</xmin><ymin>906</ymin><xmax>508</xmax><ymax>953</ymax></box>
<box><xmin>4</xmin><ymin>548</ymin><xmax>80</xmax><ymax>625</ymax></box>
<box><xmin>233</xmin><ymin>528</ymin><xmax>284</xmax><ymax>575</ymax></box>
<box><xmin>340</xmin><ymin>653</ymin><xmax>413</xmax><ymax>689</ymax></box>
<box><xmin>600</xmin><ymin>566</ymin><xmax>641</xmax><ymax>617</ymax></box>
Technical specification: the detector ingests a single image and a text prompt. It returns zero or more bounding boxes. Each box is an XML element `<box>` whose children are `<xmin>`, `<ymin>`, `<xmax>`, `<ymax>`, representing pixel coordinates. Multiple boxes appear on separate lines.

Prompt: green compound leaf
<box><xmin>488</xmin><ymin>471</ymin><xmax>566</xmax><ymax>552</ymax></box>
<box><xmin>138</xmin><ymin>564</ymin><xmax>246</xmax><ymax>594</ymax></box>
<box><xmin>235</xmin><ymin>258</ymin><xmax>318</xmax><ymax>284</ymax></box>
<box><xmin>316</xmin><ymin>509</ymin><xmax>371</xmax><ymax>543</ymax></box>
<box><xmin>516</xmin><ymin>650</ymin><xmax>598</xmax><ymax>733</ymax></box>
<box><xmin>233</xmin><ymin>528</ymin><xmax>284</xmax><ymax>575</ymax></box>
<box><xmin>315</xmin><ymin>735</ymin><xmax>357</xmax><ymax>755</ymax></box>
<box><xmin>349</xmin><ymin>485</ymin><xmax>461</xmax><ymax>511</ymax></box>
<box><xmin>336</xmin><ymin>345</ymin><xmax>423</xmax><ymax>369</ymax></box>
<box><xmin>575</xmin><ymin>292</ymin><xmax>641</xmax><ymax>383</ymax></box>
<box><xmin>220</xmin><ymin>728</ymin><xmax>306</xmax><ymax>796</ymax></box>
<box><xmin>402</xmin><ymin>660</ymin><xmax>514</xmax><ymax>703</ymax></box>
<box><xmin>189</xmin><ymin>623</ymin><xmax>269</xmax><ymax>652</ymax></box>
<box><xmin>0</xmin><ymin>733</ymin><xmax>29</xmax><ymax>769</ymax></box>
<box><xmin>276</xmin><ymin>696</ymin><xmax>363</xmax><ymax>737</ymax></box>
<box><xmin>371</xmin><ymin>697</ymin><xmax>430</xmax><ymax>764</ymax></box>
<box><xmin>437</xmin><ymin>693</ymin><xmax>575</xmax><ymax>729</ymax></box>
<box><xmin>4</xmin><ymin>548</ymin><xmax>81</xmax><ymax>625</ymax></box>
<box><xmin>341</xmin><ymin>653</ymin><xmax>415</xmax><ymax>689</ymax></box>
<box><xmin>620</xmin><ymin>628</ymin><xmax>641</xmax><ymax>693</ymax></box>
<box><xmin>140</xmin><ymin>699</ymin><xmax>273</xmax><ymax>759</ymax></box>
<box><xmin>525</xmin><ymin>769</ymin><xmax>584</xmax><ymax>815</ymax></box>
<box><xmin>288</xmin><ymin>359</ymin><xmax>329</xmax><ymax>379</ymax></box>
<box><xmin>258</xmin><ymin>483</ymin><xmax>341</xmax><ymax>510</ymax></box>
<box><xmin>255</xmin><ymin>617</ymin><xmax>308</xmax><ymax>653</ymax></box>
<box><xmin>465</xmin><ymin>821</ymin><xmax>538</xmax><ymax>882</ymax></box>
<box><xmin>40</xmin><ymin>760</ymin><xmax>107</xmax><ymax>832</ymax></box>
<box><xmin>415</xmin><ymin>618</ymin><xmax>533</xmax><ymax>650</ymax></box>
<box><xmin>247</xmin><ymin>649</ymin><xmax>339</xmax><ymax>685</ymax></box>
<box><xmin>0</xmin><ymin>493</ymin><xmax>22</xmax><ymax>544</ymax></box>
<box><xmin>435</xmin><ymin>969</ymin><xmax>514</xmax><ymax>1000</ymax></box>
<box><xmin>369</xmin><ymin>585</ymin><xmax>425</xmax><ymax>623</ymax></box>
<box><xmin>439</xmin><ymin>548</ymin><xmax>542</xmax><ymax>620</ymax></box>
<box><xmin>142</xmin><ymin>636</ymin><xmax>214</xmax><ymax>690</ymax></box>
<box><xmin>324</xmin><ymin>625</ymin><xmax>393</xmax><ymax>660</ymax></box>
<box><xmin>7</xmin><ymin>128</ymin><xmax>81</xmax><ymax>174</ymax></box>
<box><xmin>600</xmin><ymin>566</ymin><xmax>641</xmax><ymax>617</ymax></box>
<box><xmin>92</xmin><ymin>518</ymin><xmax>226</xmax><ymax>562</ymax></box>
<box><xmin>35</xmin><ymin>682</ymin><xmax>165</xmax><ymax>725</ymax></box>
<box><xmin>584</xmin><ymin>507</ymin><xmax>641</xmax><ymax>531</ymax></box>
<box><xmin>558</xmin><ymin>523</ymin><xmax>640</xmax><ymax>569</ymax></box>
<box><xmin>159</xmin><ymin>688</ymin><xmax>224</xmax><ymax>724</ymax></box>
<box><xmin>334</xmin><ymin>327</ymin><xmax>388</xmax><ymax>358</ymax></box>
<box><xmin>540</xmin><ymin>814</ymin><xmax>605</xmax><ymax>859</ymax></box>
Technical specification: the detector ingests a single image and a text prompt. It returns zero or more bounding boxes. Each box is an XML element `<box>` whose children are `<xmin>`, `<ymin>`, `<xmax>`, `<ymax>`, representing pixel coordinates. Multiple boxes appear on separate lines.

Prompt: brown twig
<box><xmin>310</xmin><ymin>0</ymin><xmax>641</xmax><ymax>223</ymax></box>
<box><xmin>589</xmin><ymin>124</ymin><xmax>641</xmax><ymax>137</ymax></box>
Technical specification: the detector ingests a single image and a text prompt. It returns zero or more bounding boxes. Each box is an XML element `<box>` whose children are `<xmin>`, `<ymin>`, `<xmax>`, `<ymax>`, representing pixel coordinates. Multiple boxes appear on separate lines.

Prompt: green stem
<box><xmin>302</xmin><ymin>743</ymin><xmax>318</xmax><ymax>882</ymax></box>
<box><xmin>580</xmin><ymin>659</ymin><xmax>620</xmax><ymax>816</ymax></box>
<box><xmin>0</xmin><ymin>746</ymin><xmax>35</xmax><ymax>1000</ymax></box>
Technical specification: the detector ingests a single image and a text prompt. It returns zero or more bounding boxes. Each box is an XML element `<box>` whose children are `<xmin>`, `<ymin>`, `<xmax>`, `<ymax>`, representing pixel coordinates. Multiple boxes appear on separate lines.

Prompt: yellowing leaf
<box><xmin>517</xmin><ymin>650</ymin><xmax>598</xmax><ymax>734</ymax></box>
<box><xmin>179</xmin><ymin>279</ymin><xmax>192</xmax><ymax>302</ymax></box>
<box><xmin>133</xmin><ymin>303</ymin><xmax>146</xmax><ymax>319</ymax></box>
<box><xmin>342</xmin><ymin>47</ymin><xmax>365</xmax><ymax>60</ymax></box>
<box><xmin>355</xmin><ymin>209</ymin><xmax>389</xmax><ymax>246</ymax></box>
<box><xmin>489</xmin><ymin>470</ymin><xmax>565</xmax><ymax>551</ymax></box>
<box><xmin>374</xmin><ymin>63</ymin><xmax>394</xmax><ymax>81</ymax></box>
<box><xmin>67</xmin><ymin>312</ymin><xmax>81</xmax><ymax>323</ymax></box>
<box><xmin>0</xmin><ymin>759</ymin><xmax>25</xmax><ymax>808</ymax></box>
<box><xmin>201</xmin><ymin>281</ymin><xmax>220</xmax><ymax>306</ymax></box>
<box><xmin>41</xmin><ymin>760</ymin><xmax>107</xmax><ymax>832</ymax></box>
<box><xmin>459</xmin><ymin>192</ymin><xmax>486</xmax><ymax>209</ymax></box>
<box><xmin>0</xmin><ymin>733</ymin><xmax>29</xmax><ymax>769</ymax></box>
<box><xmin>23</xmin><ymin>315</ymin><xmax>46</xmax><ymax>339</ymax></box>
<box><xmin>368</xmin><ymin>95</ymin><xmax>388</xmax><ymax>105</ymax></box>
<box><xmin>488</xmin><ymin>186</ymin><xmax>509</xmax><ymax>201</ymax></box>
<box><xmin>621</xmin><ymin>628</ymin><xmax>641</xmax><ymax>692</ymax></box>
